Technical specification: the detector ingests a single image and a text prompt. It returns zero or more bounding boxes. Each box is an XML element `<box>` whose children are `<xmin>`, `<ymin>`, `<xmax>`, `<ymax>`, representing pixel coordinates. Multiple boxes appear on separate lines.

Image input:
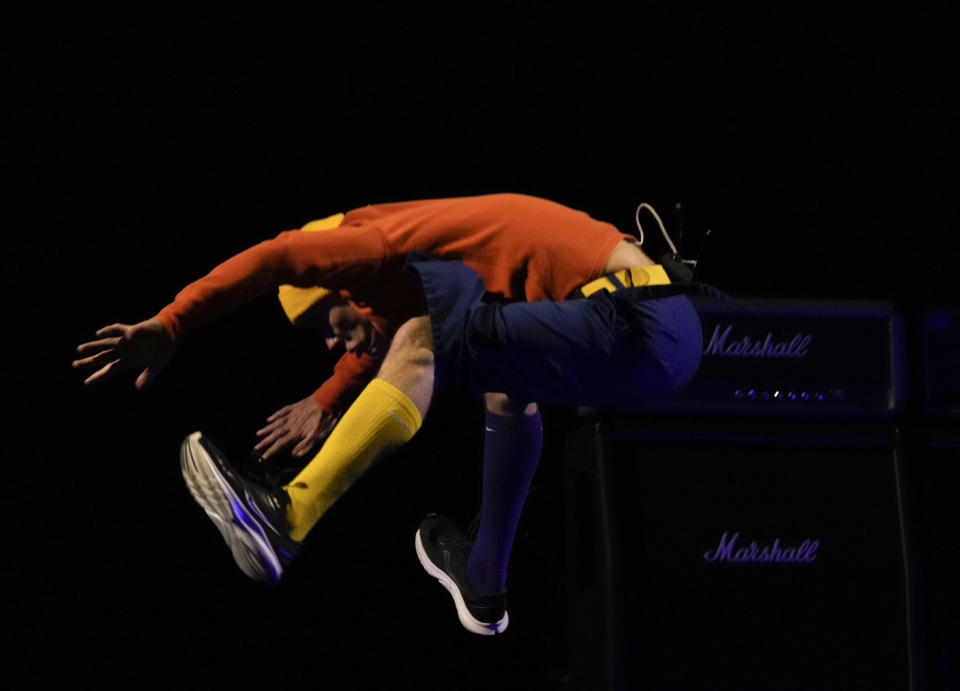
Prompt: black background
<box><xmin>9</xmin><ymin>2</ymin><xmax>957</xmax><ymax>688</ymax></box>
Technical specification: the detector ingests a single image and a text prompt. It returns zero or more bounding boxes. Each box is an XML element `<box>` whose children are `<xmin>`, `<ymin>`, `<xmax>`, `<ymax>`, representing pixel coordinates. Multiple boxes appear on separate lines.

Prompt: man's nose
<box><xmin>325</xmin><ymin>336</ymin><xmax>340</xmax><ymax>350</ymax></box>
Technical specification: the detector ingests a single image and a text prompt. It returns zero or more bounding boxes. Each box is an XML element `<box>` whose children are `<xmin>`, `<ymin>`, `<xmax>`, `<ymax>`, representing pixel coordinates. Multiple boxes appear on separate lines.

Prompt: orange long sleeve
<box><xmin>153</xmin><ymin>224</ymin><xmax>389</xmax><ymax>341</ymax></box>
<box><xmin>312</xmin><ymin>350</ymin><xmax>384</xmax><ymax>412</ymax></box>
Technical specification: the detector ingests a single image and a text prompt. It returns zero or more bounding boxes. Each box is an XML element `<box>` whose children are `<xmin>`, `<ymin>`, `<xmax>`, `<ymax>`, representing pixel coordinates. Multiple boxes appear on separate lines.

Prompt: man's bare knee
<box><xmin>376</xmin><ymin>317</ymin><xmax>436</xmax><ymax>417</ymax></box>
<box><xmin>384</xmin><ymin>316</ymin><xmax>434</xmax><ymax>369</ymax></box>
<box><xmin>484</xmin><ymin>392</ymin><xmax>538</xmax><ymax>417</ymax></box>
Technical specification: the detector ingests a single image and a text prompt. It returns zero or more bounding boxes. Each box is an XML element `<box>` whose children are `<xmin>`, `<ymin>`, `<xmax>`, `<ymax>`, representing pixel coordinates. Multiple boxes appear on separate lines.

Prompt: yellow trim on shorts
<box><xmin>579</xmin><ymin>264</ymin><xmax>672</xmax><ymax>298</ymax></box>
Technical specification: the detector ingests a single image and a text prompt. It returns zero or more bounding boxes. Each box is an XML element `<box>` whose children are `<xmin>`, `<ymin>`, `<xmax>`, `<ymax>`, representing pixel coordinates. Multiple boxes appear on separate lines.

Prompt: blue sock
<box><xmin>466</xmin><ymin>409</ymin><xmax>543</xmax><ymax>594</ymax></box>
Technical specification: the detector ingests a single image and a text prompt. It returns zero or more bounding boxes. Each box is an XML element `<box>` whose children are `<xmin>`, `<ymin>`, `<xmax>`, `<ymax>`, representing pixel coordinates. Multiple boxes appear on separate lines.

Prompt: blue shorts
<box><xmin>404</xmin><ymin>255</ymin><xmax>704</xmax><ymax>408</ymax></box>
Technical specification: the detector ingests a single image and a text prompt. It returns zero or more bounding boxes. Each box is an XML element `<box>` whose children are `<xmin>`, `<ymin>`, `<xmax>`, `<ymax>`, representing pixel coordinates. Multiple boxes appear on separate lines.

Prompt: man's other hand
<box><xmin>73</xmin><ymin>319</ymin><xmax>176</xmax><ymax>390</ymax></box>
<box><xmin>255</xmin><ymin>395</ymin><xmax>340</xmax><ymax>461</ymax></box>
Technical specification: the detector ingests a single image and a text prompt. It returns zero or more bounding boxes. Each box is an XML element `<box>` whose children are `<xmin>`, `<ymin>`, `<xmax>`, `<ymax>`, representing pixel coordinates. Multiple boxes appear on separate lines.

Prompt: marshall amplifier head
<box><xmin>922</xmin><ymin>307</ymin><xmax>960</xmax><ymax>418</ymax></box>
<box><xmin>632</xmin><ymin>297</ymin><xmax>906</xmax><ymax>419</ymax></box>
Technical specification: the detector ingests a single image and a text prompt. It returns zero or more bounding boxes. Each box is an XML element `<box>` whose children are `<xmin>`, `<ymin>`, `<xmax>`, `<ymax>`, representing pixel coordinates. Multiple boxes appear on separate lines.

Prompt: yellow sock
<box><xmin>283</xmin><ymin>378</ymin><xmax>422</xmax><ymax>541</ymax></box>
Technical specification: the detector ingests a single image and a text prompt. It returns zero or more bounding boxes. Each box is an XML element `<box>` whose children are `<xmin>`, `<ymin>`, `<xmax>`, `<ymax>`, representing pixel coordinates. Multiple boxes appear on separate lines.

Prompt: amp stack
<box><xmin>899</xmin><ymin>308</ymin><xmax>960</xmax><ymax>690</ymax></box>
<box><xmin>563</xmin><ymin>297</ymin><xmax>917</xmax><ymax>690</ymax></box>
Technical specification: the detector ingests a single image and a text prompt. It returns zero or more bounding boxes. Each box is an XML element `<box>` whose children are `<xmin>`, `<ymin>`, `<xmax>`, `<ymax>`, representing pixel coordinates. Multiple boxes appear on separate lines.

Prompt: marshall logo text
<box><xmin>705</xmin><ymin>324</ymin><xmax>812</xmax><ymax>359</ymax></box>
<box><xmin>703</xmin><ymin>531</ymin><xmax>819</xmax><ymax>564</ymax></box>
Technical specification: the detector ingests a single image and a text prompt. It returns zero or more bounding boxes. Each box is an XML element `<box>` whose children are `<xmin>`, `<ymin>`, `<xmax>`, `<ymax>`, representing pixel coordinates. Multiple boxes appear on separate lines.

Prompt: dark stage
<box><xmin>11</xmin><ymin>3</ymin><xmax>958</xmax><ymax>689</ymax></box>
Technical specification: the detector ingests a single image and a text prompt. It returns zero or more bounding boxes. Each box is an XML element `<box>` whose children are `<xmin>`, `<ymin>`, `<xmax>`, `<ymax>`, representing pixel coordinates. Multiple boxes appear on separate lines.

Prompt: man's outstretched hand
<box><xmin>255</xmin><ymin>395</ymin><xmax>340</xmax><ymax>462</ymax></box>
<box><xmin>73</xmin><ymin>319</ymin><xmax>176</xmax><ymax>390</ymax></box>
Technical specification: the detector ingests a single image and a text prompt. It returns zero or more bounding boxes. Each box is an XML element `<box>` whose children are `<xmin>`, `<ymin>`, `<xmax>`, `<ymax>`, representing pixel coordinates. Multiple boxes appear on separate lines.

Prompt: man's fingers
<box><xmin>291</xmin><ymin>415</ymin><xmax>337</xmax><ymax>456</ymax></box>
<box><xmin>83</xmin><ymin>359</ymin><xmax>121</xmax><ymax>386</ymax></box>
<box><xmin>254</xmin><ymin>427</ymin><xmax>291</xmax><ymax>454</ymax></box>
<box><xmin>72</xmin><ymin>347</ymin><xmax>123</xmax><ymax>372</ymax></box>
<box><xmin>255</xmin><ymin>400</ymin><xmax>328</xmax><ymax>459</ymax></box>
<box><xmin>265</xmin><ymin>406</ymin><xmax>292</xmax><ymax>423</ymax></box>
<box><xmin>292</xmin><ymin>439</ymin><xmax>316</xmax><ymax>458</ymax></box>
<box><xmin>75</xmin><ymin>336</ymin><xmax>123</xmax><ymax>357</ymax></box>
<box><xmin>260</xmin><ymin>433</ymin><xmax>296</xmax><ymax>461</ymax></box>
<box><xmin>95</xmin><ymin>323</ymin><xmax>130</xmax><ymax>337</ymax></box>
<box><xmin>256</xmin><ymin>419</ymin><xmax>283</xmax><ymax>436</ymax></box>
<box><xmin>135</xmin><ymin>367</ymin><xmax>156</xmax><ymax>390</ymax></box>
<box><xmin>256</xmin><ymin>417</ymin><xmax>287</xmax><ymax>437</ymax></box>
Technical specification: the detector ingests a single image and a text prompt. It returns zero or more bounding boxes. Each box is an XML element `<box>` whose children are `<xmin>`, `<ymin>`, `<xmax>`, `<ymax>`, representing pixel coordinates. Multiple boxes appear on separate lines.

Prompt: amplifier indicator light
<box><xmin>731</xmin><ymin>389</ymin><xmax>833</xmax><ymax>403</ymax></box>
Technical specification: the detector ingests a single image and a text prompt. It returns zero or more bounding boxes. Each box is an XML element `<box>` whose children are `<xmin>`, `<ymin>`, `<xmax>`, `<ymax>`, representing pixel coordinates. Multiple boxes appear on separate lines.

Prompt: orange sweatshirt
<box><xmin>154</xmin><ymin>193</ymin><xmax>629</xmax><ymax>410</ymax></box>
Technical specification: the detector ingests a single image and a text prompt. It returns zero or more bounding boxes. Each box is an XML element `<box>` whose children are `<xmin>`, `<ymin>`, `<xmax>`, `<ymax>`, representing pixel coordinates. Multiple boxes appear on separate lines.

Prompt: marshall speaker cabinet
<box><xmin>896</xmin><ymin>308</ymin><xmax>960</xmax><ymax>690</ymax></box>
<box><xmin>563</xmin><ymin>298</ymin><xmax>914</xmax><ymax>690</ymax></box>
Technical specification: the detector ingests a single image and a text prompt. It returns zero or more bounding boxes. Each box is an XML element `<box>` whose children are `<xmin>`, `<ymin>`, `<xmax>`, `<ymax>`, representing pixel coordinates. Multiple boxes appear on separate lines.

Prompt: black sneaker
<box><xmin>180</xmin><ymin>431</ymin><xmax>302</xmax><ymax>585</ymax></box>
<box><xmin>247</xmin><ymin>449</ymin><xmax>306</xmax><ymax>490</ymax></box>
<box><xmin>415</xmin><ymin>513</ymin><xmax>509</xmax><ymax>635</ymax></box>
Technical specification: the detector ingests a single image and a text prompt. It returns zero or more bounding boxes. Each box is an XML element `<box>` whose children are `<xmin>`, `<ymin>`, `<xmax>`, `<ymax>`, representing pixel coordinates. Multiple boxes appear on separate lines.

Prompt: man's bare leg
<box><xmin>283</xmin><ymin>317</ymin><xmax>435</xmax><ymax>540</ymax></box>
<box><xmin>375</xmin><ymin>316</ymin><xmax>435</xmax><ymax>417</ymax></box>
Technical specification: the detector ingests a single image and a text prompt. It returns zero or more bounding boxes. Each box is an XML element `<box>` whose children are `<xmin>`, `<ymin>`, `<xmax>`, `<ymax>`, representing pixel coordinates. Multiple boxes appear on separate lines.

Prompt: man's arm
<box><xmin>154</xmin><ymin>225</ymin><xmax>389</xmax><ymax>342</ymax></box>
<box><xmin>254</xmin><ymin>349</ymin><xmax>383</xmax><ymax>460</ymax></box>
<box><xmin>75</xmin><ymin>225</ymin><xmax>388</xmax><ymax>389</ymax></box>
<box><xmin>312</xmin><ymin>349</ymin><xmax>385</xmax><ymax>410</ymax></box>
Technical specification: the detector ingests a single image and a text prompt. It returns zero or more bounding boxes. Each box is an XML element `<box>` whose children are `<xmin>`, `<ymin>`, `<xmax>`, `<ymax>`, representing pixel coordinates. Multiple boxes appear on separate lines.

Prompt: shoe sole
<box><xmin>180</xmin><ymin>431</ymin><xmax>283</xmax><ymax>584</ymax></box>
<box><xmin>415</xmin><ymin>529</ymin><xmax>509</xmax><ymax>636</ymax></box>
